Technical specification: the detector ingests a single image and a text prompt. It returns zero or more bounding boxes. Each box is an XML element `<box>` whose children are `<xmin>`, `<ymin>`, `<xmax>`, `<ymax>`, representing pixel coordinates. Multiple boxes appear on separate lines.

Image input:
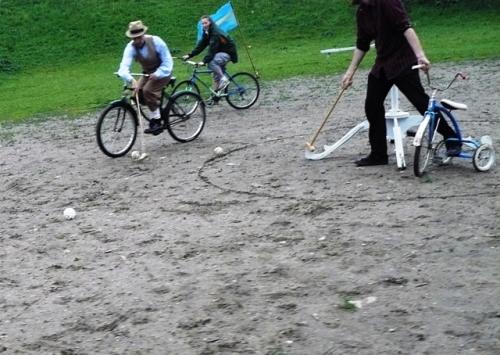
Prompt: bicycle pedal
<box><xmin>207</xmin><ymin>96</ymin><xmax>220</xmax><ymax>106</ymax></box>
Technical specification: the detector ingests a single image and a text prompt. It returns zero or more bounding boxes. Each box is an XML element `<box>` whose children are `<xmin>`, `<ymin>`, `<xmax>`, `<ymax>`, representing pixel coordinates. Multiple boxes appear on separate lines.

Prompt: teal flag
<box><xmin>196</xmin><ymin>2</ymin><xmax>238</xmax><ymax>42</ymax></box>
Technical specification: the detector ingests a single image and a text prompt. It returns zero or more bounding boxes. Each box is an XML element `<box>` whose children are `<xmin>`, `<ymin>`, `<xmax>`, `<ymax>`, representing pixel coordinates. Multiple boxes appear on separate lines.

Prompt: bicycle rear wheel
<box><xmin>225</xmin><ymin>72</ymin><xmax>260</xmax><ymax>109</ymax></box>
<box><xmin>413</xmin><ymin>118</ymin><xmax>435</xmax><ymax>177</ymax></box>
<box><xmin>164</xmin><ymin>91</ymin><xmax>206</xmax><ymax>142</ymax></box>
<box><xmin>473</xmin><ymin>144</ymin><xmax>495</xmax><ymax>172</ymax></box>
<box><xmin>96</xmin><ymin>101</ymin><xmax>137</xmax><ymax>157</ymax></box>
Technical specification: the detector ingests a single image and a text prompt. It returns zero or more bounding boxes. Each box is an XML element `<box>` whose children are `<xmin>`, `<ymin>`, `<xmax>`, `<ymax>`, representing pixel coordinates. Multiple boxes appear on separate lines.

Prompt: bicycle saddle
<box><xmin>441</xmin><ymin>99</ymin><xmax>467</xmax><ymax>111</ymax></box>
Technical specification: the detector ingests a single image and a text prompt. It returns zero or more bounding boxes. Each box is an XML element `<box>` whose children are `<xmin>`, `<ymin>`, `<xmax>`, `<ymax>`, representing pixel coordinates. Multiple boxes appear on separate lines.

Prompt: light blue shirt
<box><xmin>118</xmin><ymin>35</ymin><xmax>173</xmax><ymax>83</ymax></box>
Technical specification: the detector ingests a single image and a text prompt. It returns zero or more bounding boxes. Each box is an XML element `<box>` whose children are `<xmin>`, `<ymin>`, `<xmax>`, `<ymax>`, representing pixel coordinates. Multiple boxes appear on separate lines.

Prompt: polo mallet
<box><xmin>134</xmin><ymin>91</ymin><xmax>149</xmax><ymax>161</ymax></box>
<box><xmin>305</xmin><ymin>86</ymin><xmax>347</xmax><ymax>152</ymax></box>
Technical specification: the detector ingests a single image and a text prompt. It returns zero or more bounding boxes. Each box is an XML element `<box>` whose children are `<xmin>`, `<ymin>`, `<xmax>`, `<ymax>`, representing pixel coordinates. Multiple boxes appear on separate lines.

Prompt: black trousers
<box><xmin>365</xmin><ymin>68</ymin><xmax>456</xmax><ymax>157</ymax></box>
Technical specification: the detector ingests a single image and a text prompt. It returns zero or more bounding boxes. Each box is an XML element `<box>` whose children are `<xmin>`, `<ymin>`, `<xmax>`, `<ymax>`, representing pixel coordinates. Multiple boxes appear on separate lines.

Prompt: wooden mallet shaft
<box><xmin>305</xmin><ymin>87</ymin><xmax>347</xmax><ymax>151</ymax></box>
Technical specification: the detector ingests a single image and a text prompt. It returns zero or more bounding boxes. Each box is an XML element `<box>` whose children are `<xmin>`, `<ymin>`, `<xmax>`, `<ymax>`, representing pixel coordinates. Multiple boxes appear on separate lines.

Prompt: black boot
<box><xmin>445</xmin><ymin>139</ymin><xmax>462</xmax><ymax>156</ymax></box>
<box><xmin>355</xmin><ymin>153</ymin><xmax>388</xmax><ymax>166</ymax></box>
<box><xmin>144</xmin><ymin>119</ymin><xmax>163</xmax><ymax>135</ymax></box>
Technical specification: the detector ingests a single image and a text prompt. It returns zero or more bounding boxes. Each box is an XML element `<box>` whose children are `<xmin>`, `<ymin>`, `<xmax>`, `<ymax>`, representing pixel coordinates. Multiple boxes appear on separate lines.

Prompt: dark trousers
<box><xmin>365</xmin><ymin>69</ymin><xmax>456</xmax><ymax>157</ymax></box>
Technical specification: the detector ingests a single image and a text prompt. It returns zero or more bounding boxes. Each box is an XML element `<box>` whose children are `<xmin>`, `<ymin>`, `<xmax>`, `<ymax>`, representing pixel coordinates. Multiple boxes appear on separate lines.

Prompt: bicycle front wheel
<box><xmin>171</xmin><ymin>80</ymin><xmax>203</xmax><ymax>112</ymax></box>
<box><xmin>164</xmin><ymin>91</ymin><xmax>206</xmax><ymax>143</ymax></box>
<box><xmin>172</xmin><ymin>80</ymin><xmax>201</xmax><ymax>96</ymax></box>
<box><xmin>413</xmin><ymin>118</ymin><xmax>435</xmax><ymax>177</ymax></box>
<box><xmin>96</xmin><ymin>102</ymin><xmax>137</xmax><ymax>157</ymax></box>
<box><xmin>225</xmin><ymin>72</ymin><xmax>260</xmax><ymax>109</ymax></box>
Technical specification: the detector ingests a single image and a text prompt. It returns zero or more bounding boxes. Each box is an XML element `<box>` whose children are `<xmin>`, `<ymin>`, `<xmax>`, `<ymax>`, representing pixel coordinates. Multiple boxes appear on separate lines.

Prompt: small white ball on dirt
<box><xmin>131</xmin><ymin>150</ymin><xmax>140</xmax><ymax>160</ymax></box>
<box><xmin>63</xmin><ymin>207</ymin><xmax>76</xmax><ymax>220</ymax></box>
<box><xmin>214</xmin><ymin>146</ymin><xmax>224</xmax><ymax>155</ymax></box>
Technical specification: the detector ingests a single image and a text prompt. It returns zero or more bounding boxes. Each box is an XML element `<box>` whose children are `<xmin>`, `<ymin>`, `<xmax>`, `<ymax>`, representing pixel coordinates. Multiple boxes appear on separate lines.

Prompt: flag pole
<box><xmin>231</xmin><ymin>2</ymin><xmax>259</xmax><ymax>78</ymax></box>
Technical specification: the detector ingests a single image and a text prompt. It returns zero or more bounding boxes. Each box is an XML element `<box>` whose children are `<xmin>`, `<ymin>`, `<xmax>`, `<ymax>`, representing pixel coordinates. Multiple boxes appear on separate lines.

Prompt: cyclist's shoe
<box><xmin>206</xmin><ymin>100</ymin><xmax>219</xmax><ymax>107</ymax></box>
<box><xmin>207</xmin><ymin>95</ymin><xmax>222</xmax><ymax>107</ymax></box>
<box><xmin>216</xmin><ymin>76</ymin><xmax>230</xmax><ymax>91</ymax></box>
<box><xmin>144</xmin><ymin>119</ymin><xmax>163</xmax><ymax>135</ymax></box>
<box><xmin>445</xmin><ymin>141</ymin><xmax>462</xmax><ymax>156</ymax></box>
<box><xmin>355</xmin><ymin>153</ymin><xmax>388</xmax><ymax>167</ymax></box>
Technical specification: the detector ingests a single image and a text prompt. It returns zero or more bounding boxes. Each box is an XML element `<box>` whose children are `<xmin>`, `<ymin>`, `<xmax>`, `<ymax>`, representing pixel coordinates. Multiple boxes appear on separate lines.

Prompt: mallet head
<box><xmin>305</xmin><ymin>142</ymin><xmax>316</xmax><ymax>152</ymax></box>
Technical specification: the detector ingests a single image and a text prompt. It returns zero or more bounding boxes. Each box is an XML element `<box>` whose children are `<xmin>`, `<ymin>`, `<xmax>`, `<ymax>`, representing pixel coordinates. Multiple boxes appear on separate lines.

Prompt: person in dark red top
<box><xmin>342</xmin><ymin>0</ymin><xmax>459</xmax><ymax>166</ymax></box>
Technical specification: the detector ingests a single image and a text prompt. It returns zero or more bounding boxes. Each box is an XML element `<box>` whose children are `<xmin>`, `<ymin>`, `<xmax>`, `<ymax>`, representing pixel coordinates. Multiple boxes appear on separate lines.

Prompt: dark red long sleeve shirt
<box><xmin>356</xmin><ymin>0</ymin><xmax>417</xmax><ymax>80</ymax></box>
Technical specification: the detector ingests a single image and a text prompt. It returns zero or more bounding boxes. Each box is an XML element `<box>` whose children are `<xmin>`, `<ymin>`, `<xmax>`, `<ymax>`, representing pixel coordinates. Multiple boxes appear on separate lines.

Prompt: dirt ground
<box><xmin>0</xmin><ymin>60</ymin><xmax>499</xmax><ymax>355</ymax></box>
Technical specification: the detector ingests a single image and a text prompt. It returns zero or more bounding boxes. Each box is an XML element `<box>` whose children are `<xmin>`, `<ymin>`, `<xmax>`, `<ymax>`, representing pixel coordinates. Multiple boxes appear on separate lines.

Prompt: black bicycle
<box><xmin>96</xmin><ymin>73</ymin><xmax>206</xmax><ymax>158</ymax></box>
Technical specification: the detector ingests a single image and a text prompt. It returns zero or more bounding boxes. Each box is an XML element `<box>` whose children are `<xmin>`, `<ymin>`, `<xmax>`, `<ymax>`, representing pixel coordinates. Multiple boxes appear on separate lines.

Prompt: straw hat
<box><xmin>126</xmin><ymin>20</ymin><xmax>148</xmax><ymax>38</ymax></box>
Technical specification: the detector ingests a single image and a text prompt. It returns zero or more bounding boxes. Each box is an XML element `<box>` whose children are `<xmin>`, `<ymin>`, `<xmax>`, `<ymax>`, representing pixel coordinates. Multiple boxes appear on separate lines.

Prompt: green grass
<box><xmin>0</xmin><ymin>0</ymin><xmax>499</xmax><ymax>122</ymax></box>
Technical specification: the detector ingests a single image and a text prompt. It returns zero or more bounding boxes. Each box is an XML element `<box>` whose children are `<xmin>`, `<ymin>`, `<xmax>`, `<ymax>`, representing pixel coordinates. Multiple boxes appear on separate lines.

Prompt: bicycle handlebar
<box><xmin>182</xmin><ymin>60</ymin><xmax>205</xmax><ymax>67</ymax></box>
<box><xmin>172</xmin><ymin>55</ymin><xmax>208</xmax><ymax>69</ymax></box>
<box><xmin>113</xmin><ymin>72</ymin><xmax>150</xmax><ymax>92</ymax></box>
<box><xmin>113</xmin><ymin>72</ymin><xmax>150</xmax><ymax>78</ymax></box>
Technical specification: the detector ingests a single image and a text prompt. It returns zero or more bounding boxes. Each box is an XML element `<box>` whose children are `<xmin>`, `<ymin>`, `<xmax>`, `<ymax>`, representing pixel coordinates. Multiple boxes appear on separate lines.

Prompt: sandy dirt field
<box><xmin>0</xmin><ymin>60</ymin><xmax>499</xmax><ymax>355</ymax></box>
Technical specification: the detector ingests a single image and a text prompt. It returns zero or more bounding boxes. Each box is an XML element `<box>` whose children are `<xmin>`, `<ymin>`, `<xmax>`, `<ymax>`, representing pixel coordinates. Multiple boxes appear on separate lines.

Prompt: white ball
<box><xmin>63</xmin><ymin>207</ymin><xmax>76</xmax><ymax>220</ymax></box>
<box><xmin>214</xmin><ymin>146</ymin><xmax>224</xmax><ymax>155</ymax></box>
<box><xmin>131</xmin><ymin>150</ymin><xmax>140</xmax><ymax>160</ymax></box>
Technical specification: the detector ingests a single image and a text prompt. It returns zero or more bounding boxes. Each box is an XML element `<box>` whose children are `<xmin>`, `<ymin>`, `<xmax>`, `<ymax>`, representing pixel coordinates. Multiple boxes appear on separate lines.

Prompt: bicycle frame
<box><xmin>116</xmin><ymin>79</ymin><xmax>176</xmax><ymax>122</ymax></box>
<box><xmin>185</xmin><ymin>66</ymin><xmax>230</xmax><ymax>98</ymax></box>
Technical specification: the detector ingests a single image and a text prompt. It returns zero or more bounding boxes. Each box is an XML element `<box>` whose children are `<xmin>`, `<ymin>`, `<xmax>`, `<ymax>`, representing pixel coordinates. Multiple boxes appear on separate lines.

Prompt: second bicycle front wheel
<box><xmin>164</xmin><ymin>91</ymin><xmax>206</xmax><ymax>143</ymax></box>
<box><xmin>171</xmin><ymin>80</ymin><xmax>204</xmax><ymax>113</ymax></box>
<box><xmin>413</xmin><ymin>118</ymin><xmax>435</xmax><ymax>177</ymax></box>
<box><xmin>172</xmin><ymin>80</ymin><xmax>201</xmax><ymax>96</ymax></box>
<box><xmin>225</xmin><ymin>72</ymin><xmax>260</xmax><ymax>109</ymax></box>
<box><xmin>96</xmin><ymin>101</ymin><xmax>137</xmax><ymax>157</ymax></box>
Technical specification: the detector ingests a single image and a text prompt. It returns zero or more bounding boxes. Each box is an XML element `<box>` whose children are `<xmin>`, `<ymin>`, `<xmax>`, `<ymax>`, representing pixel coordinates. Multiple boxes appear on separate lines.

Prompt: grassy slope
<box><xmin>0</xmin><ymin>0</ymin><xmax>499</xmax><ymax>122</ymax></box>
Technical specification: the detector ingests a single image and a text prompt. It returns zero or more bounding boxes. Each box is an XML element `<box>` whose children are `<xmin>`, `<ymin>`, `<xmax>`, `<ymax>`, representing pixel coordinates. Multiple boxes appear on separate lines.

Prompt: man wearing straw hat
<box><xmin>118</xmin><ymin>20</ymin><xmax>173</xmax><ymax>135</ymax></box>
<box><xmin>341</xmin><ymin>0</ymin><xmax>459</xmax><ymax>166</ymax></box>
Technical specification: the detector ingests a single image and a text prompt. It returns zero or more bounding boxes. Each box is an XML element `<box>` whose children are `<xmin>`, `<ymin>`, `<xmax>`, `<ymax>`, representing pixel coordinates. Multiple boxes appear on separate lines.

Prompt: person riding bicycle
<box><xmin>118</xmin><ymin>20</ymin><xmax>173</xmax><ymax>135</ymax></box>
<box><xmin>341</xmin><ymin>0</ymin><xmax>460</xmax><ymax>167</ymax></box>
<box><xmin>182</xmin><ymin>15</ymin><xmax>238</xmax><ymax>92</ymax></box>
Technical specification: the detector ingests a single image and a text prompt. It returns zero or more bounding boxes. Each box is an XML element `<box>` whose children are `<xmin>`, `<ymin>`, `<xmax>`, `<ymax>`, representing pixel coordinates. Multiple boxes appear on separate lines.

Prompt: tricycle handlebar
<box><xmin>411</xmin><ymin>66</ymin><xmax>468</xmax><ymax>92</ymax></box>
